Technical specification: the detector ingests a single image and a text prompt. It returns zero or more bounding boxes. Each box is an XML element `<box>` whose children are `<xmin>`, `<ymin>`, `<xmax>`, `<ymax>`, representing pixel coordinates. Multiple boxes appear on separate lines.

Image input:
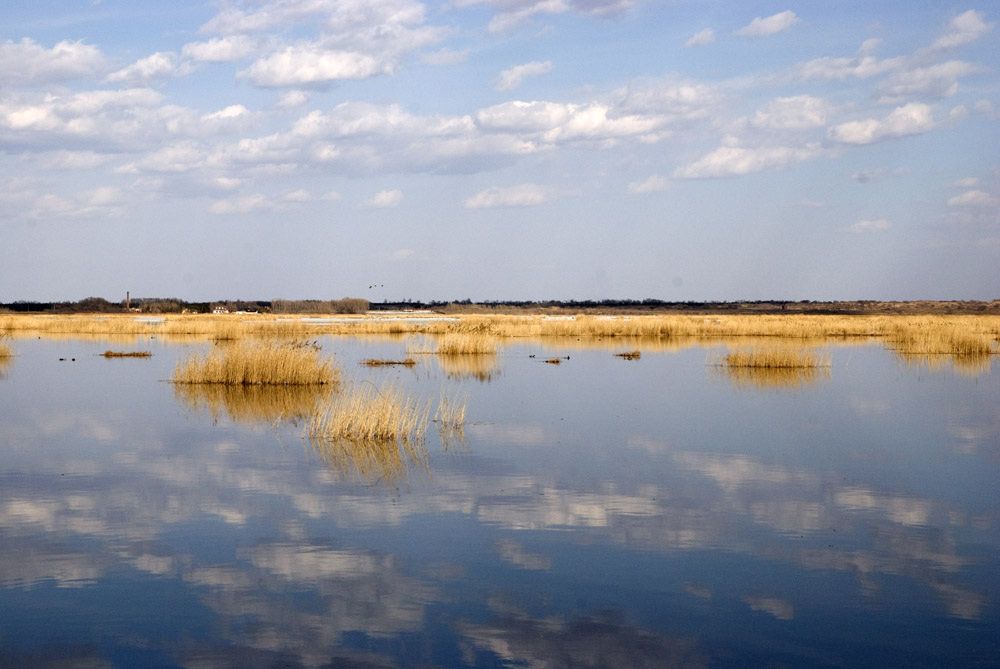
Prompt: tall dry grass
<box><xmin>308</xmin><ymin>381</ymin><xmax>431</xmax><ymax>444</ymax></box>
<box><xmin>712</xmin><ymin>346</ymin><xmax>832</xmax><ymax>369</ymax></box>
<box><xmin>173</xmin><ymin>339</ymin><xmax>338</xmax><ymax>385</ymax></box>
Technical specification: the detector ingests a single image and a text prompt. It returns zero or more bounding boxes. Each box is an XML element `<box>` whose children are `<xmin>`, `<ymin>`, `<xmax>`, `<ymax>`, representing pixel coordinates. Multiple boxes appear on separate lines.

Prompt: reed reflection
<box><xmin>714</xmin><ymin>364</ymin><xmax>832</xmax><ymax>390</ymax></box>
<box><xmin>894</xmin><ymin>351</ymin><xmax>994</xmax><ymax>377</ymax></box>
<box><xmin>435</xmin><ymin>353</ymin><xmax>502</xmax><ymax>382</ymax></box>
<box><xmin>174</xmin><ymin>383</ymin><xmax>333</xmax><ymax>424</ymax></box>
<box><xmin>309</xmin><ymin>437</ymin><xmax>429</xmax><ymax>483</ymax></box>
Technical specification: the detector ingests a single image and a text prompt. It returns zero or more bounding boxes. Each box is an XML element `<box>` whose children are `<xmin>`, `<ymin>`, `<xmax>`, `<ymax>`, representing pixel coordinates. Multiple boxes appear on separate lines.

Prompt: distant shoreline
<box><xmin>2</xmin><ymin>298</ymin><xmax>998</xmax><ymax>316</ymax></box>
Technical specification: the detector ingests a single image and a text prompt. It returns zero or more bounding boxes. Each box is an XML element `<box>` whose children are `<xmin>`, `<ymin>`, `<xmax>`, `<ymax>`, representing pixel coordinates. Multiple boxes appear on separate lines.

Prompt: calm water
<box><xmin>0</xmin><ymin>334</ymin><xmax>997</xmax><ymax>667</ymax></box>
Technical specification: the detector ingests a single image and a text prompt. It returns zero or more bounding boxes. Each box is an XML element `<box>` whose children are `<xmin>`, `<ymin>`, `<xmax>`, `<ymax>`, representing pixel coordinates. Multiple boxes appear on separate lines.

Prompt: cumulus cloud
<box><xmin>951</xmin><ymin>177</ymin><xmax>980</xmax><ymax>189</ymax></box>
<box><xmin>240</xmin><ymin>45</ymin><xmax>389</xmax><ymax>87</ymax></box>
<box><xmin>204</xmin><ymin>0</ymin><xmax>445</xmax><ymax>87</ymax></box>
<box><xmin>0</xmin><ymin>38</ymin><xmax>107</xmax><ymax>87</ymax></box>
<box><xmin>948</xmin><ymin>190</ymin><xmax>999</xmax><ymax>208</ymax></box>
<box><xmin>749</xmin><ymin>95</ymin><xmax>832</xmax><ymax>131</ymax></box>
<box><xmin>463</xmin><ymin>183</ymin><xmax>550</xmax><ymax>208</ymax></box>
<box><xmin>850</xmin><ymin>218</ymin><xmax>891</xmax><ymax>233</ymax></box>
<box><xmin>626</xmin><ymin>174</ymin><xmax>669</xmax><ymax>194</ymax></box>
<box><xmin>364</xmin><ymin>189</ymin><xmax>404</xmax><ymax>207</ymax></box>
<box><xmin>182</xmin><ymin>36</ymin><xmax>257</xmax><ymax>62</ymax></box>
<box><xmin>105</xmin><ymin>52</ymin><xmax>194</xmax><ymax>86</ymax></box>
<box><xmin>875</xmin><ymin>60</ymin><xmax>982</xmax><ymax>103</ymax></box>
<box><xmin>495</xmin><ymin>61</ymin><xmax>552</xmax><ymax>91</ymax></box>
<box><xmin>931</xmin><ymin>10</ymin><xmax>994</xmax><ymax>49</ymax></box>
<box><xmin>684</xmin><ymin>28</ymin><xmax>715</xmax><ymax>47</ymax></box>
<box><xmin>735</xmin><ymin>10</ymin><xmax>799</xmax><ymax>37</ymax></box>
<box><xmin>673</xmin><ymin>142</ymin><xmax>821</xmax><ymax>179</ymax></box>
<box><xmin>827</xmin><ymin>103</ymin><xmax>935</xmax><ymax>145</ymax></box>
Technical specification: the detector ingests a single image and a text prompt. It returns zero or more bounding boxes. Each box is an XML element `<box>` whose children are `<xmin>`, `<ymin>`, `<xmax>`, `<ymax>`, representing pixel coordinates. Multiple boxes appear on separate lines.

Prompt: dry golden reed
<box><xmin>173</xmin><ymin>339</ymin><xmax>338</xmax><ymax>385</ymax></box>
<box><xmin>714</xmin><ymin>346</ymin><xmax>832</xmax><ymax>369</ymax></box>
<box><xmin>308</xmin><ymin>381</ymin><xmax>431</xmax><ymax>443</ymax></box>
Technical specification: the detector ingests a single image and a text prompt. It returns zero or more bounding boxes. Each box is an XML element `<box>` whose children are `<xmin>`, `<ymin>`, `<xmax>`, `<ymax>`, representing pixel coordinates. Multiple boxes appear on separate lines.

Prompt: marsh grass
<box><xmin>308</xmin><ymin>380</ymin><xmax>431</xmax><ymax>444</ymax></box>
<box><xmin>175</xmin><ymin>383</ymin><xmax>332</xmax><ymax>424</ymax></box>
<box><xmin>713</xmin><ymin>346</ymin><xmax>832</xmax><ymax>369</ymax></box>
<box><xmin>173</xmin><ymin>339</ymin><xmax>338</xmax><ymax>385</ymax></box>
<box><xmin>101</xmin><ymin>350</ymin><xmax>152</xmax><ymax>358</ymax></box>
<box><xmin>434</xmin><ymin>332</ymin><xmax>502</xmax><ymax>355</ymax></box>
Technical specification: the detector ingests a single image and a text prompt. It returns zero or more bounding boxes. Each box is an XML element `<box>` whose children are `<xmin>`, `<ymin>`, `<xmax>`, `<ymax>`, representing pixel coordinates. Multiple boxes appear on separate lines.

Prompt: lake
<box><xmin>0</xmin><ymin>333</ymin><xmax>997</xmax><ymax>667</ymax></box>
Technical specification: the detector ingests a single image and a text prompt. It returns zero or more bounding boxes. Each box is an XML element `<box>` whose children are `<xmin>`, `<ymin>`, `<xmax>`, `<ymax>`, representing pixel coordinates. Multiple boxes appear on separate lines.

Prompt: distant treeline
<box><xmin>1</xmin><ymin>297</ymin><xmax>996</xmax><ymax>315</ymax></box>
<box><xmin>0</xmin><ymin>296</ymin><xmax>366</xmax><ymax>314</ymax></box>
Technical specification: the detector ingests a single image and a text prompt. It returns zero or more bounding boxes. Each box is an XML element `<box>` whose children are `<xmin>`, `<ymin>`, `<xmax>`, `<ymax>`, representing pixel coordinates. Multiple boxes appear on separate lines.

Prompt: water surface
<box><xmin>0</xmin><ymin>335</ymin><xmax>997</xmax><ymax>667</ymax></box>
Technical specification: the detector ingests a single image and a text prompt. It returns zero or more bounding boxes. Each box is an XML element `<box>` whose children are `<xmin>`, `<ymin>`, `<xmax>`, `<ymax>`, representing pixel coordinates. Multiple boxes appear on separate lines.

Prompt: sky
<box><xmin>1</xmin><ymin>1</ymin><xmax>998</xmax><ymax>303</ymax></box>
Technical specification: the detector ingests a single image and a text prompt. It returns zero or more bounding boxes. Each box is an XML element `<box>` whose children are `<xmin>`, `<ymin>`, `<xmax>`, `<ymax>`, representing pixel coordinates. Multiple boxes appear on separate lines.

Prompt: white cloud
<box><xmin>209</xmin><ymin>193</ymin><xmax>270</xmax><ymax>214</ymax></box>
<box><xmin>626</xmin><ymin>174</ymin><xmax>669</xmax><ymax>195</ymax></box>
<box><xmin>200</xmin><ymin>105</ymin><xmax>252</xmax><ymax>133</ymax></box>
<box><xmin>850</xmin><ymin>218</ymin><xmax>891</xmax><ymax>233</ymax></box>
<box><xmin>365</xmin><ymin>189</ymin><xmax>404</xmax><ymax>208</ymax></box>
<box><xmin>456</xmin><ymin>0</ymin><xmax>636</xmax><ymax>34</ymax></box>
<box><xmin>182</xmin><ymin>36</ymin><xmax>257</xmax><ymax>62</ymax></box>
<box><xmin>495</xmin><ymin>61</ymin><xmax>552</xmax><ymax>92</ymax></box>
<box><xmin>39</xmin><ymin>151</ymin><xmax>111</xmax><ymax>170</ymax></box>
<box><xmin>735</xmin><ymin>10</ymin><xmax>799</xmax><ymax>37</ymax></box>
<box><xmin>875</xmin><ymin>61</ymin><xmax>982</xmax><ymax>103</ymax></box>
<box><xmin>684</xmin><ymin>28</ymin><xmax>715</xmax><ymax>47</ymax></box>
<box><xmin>948</xmin><ymin>190</ymin><xmax>999</xmax><ymax>208</ymax></box>
<box><xmin>105</xmin><ymin>52</ymin><xmax>193</xmax><ymax>86</ymax></box>
<box><xmin>827</xmin><ymin>103</ymin><xmax>935</xmax><ymax>145</ymax></box>
<box><xmin>390</xmin><ymin>248</ymin><xmax>415</xmax><ymax>260</ymax></box>
<box><xmin>750</xmin><ymin>95</ymin><xmax>832</xmax><ymax>131</ymax></box>
<box><xmin>241</xmin><ymin>45</ymin><xmax>388</xmax><ymax>87</ymax></box>
<box><xmin>275</xmin><ymin>90</ymin><xmax>309</xmax><ymax>109</ymax></box>
<box><xmin>673</xmin><ymin>143</ymin><xmax>821</xmax><ymax>179</ymax></box>
<box><xmin>463</xmin><ymin>183</ymin><xmax>550</xmax><ymax>208</ymax></box>
<box><xmin>282</xmin><ymin>189</ymin><xmax>312</xmax><ymax>202</ymax></box>
<box><xmin>931</xmin><ymin>10</ymin><xmax>994</xmax><ymax>49</ymax></box>
<box><xmin>0</xmin><ymin>38</ymin><xmax>106</xmax><ymax>87</ymax></box>
<box><xmin>951</xmin><ymin>177</ymin><xmax>980</xmax><ymax>189</ymax></box>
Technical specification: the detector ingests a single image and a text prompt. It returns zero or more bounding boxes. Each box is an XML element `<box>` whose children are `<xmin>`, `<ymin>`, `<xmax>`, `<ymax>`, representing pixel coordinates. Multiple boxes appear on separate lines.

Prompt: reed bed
<box><xmin>173</xmin><ymin>339</ymin><xmax>338</xmax><ymax>386</ymax></box>
<box><xmin>713</xmin><ymin>346</ymin><xmax>832</xmax><ymax>369</ymax></box>
<box><xmin>308</xmin><ymin>381</ymin><xmax>431</xmax><ymax>443</ymax></box>
<box><xmin>434</xmin><ymin>332</ymin><xmax>502</xmax><ymax>355</ymax></box>
<box><xmin>2</xmin><ymin>313</ymin><xmax>998</xmax><ymax>358</ymax></box>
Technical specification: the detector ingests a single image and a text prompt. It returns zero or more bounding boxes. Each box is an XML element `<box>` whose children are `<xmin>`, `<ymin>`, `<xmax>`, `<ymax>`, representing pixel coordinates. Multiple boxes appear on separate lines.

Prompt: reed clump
<box><xmin>308</xmin><ymin>381</ymin><xmax>431</xmax><ymax>443</ymax></box>
<box><xmin>101</xmin><ymin>350</ymin><xmax>152</xmax><ymax>358</ymax></box>
<box><xmin>713</xmin><ymin>346</ymin><xmax>832</xmax><ymax>369</ymax></box>
<box><xmin>614</xmin><ymin>350</ymin><xmax>641</xmax><ymax>360</ymax></box>
<box><xmin>173</xmin><ymin>339</ymin><xmax>338</xmax><ymax>385</ymax></box>
<box><xmin>434</xmin><ymin>332</ymin><xmax>502</xmax><ymax>355</ymax></box>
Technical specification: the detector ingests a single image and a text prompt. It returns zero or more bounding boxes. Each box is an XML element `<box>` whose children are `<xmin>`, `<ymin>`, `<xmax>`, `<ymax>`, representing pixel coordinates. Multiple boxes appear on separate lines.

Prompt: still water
<box><xmin>0</xmin><ymin>334</ymin><xmax>997</xmax><ymax>667</ymax></box>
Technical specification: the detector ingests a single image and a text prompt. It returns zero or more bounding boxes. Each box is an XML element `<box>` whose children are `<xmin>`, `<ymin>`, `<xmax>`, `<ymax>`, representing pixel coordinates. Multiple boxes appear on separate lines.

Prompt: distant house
<box><xmin>212</xmin><ymin>305</ymin><xmax>229</xmax><ymax>314</ymax></box>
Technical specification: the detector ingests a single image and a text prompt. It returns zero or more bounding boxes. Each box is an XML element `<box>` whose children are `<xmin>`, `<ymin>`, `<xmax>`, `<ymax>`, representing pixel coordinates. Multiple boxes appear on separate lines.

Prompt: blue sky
<box><xmin>1</xmin><ymin>1</ymin><xmax>997</xmax><ymax>302</ymax></box>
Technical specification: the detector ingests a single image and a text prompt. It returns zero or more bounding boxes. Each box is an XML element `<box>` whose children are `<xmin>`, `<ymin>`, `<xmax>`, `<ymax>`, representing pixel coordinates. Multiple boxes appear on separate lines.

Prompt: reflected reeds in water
<box><xmin>0</xmin><ymin>355</ymin><xmax>12</xmax><ymax>380</ymax></box>
<box><xmin>174</xmin><ymin>383</ymin><xmax>333</xmax><ymax>425</ymax></box>
<box><xmin>711</xmin><ymin>362</ymin><xmax>832</xmax><ymax>390</ymax></box>
<box><xmin>435</xmin><ymin>353</ymin><xmax>501</xmax><ymax>382</ymax></box>
<box><xmin>309</xmin><ymin>435</ymin><xmax>429</xmax><ymax>484</ymax></box>
<box><xmin>894</xmin><ymin>352</ymin><xmax>994</xmax><ymax>377</ymax></box>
